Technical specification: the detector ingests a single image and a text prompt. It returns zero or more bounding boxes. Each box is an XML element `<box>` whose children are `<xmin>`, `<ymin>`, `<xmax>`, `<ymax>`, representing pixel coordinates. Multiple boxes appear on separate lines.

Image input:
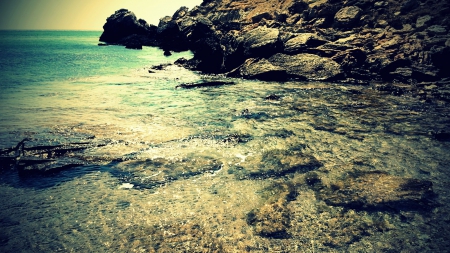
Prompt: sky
<box><xmin>0</xmin><ymin>0</ymin><xmax>203</xmax><ymax>30</ymax></box>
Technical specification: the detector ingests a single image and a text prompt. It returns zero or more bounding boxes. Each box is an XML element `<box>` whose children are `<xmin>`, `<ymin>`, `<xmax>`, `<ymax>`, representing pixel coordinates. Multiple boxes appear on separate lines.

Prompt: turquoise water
<box><xmin>0</xmin><ymin>31</ymin><xmax>449</xmax><ymax>252</ymax></box>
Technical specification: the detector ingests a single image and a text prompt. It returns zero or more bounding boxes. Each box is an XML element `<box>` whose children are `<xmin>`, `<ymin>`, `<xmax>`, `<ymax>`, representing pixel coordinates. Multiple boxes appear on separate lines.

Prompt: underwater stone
<box><xmin>247</xmin><ymin>199</ymin><xmax>291</xmax><ymax>238</ymax></box>
<box><xmin>112</xmin><ymin>156</ymin><xmax>223</xmax><ymax>189</ymax></box>
<box><xmin>232</xmin><ymin>148</ymin><xmax>322</xmax><ymax>179</ymax></box>
<box><xmin>315</xmin><ymin>170</ymin><xmax>435</xmax><ymax>211</ymax></box>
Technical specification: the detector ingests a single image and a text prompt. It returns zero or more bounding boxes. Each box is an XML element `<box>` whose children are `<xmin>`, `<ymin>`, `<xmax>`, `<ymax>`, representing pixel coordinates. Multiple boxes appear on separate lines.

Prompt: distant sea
<box><xmin>0</xmin><ymin>30</ymin><xmax>196</xmax><ymax>145</ymax></box>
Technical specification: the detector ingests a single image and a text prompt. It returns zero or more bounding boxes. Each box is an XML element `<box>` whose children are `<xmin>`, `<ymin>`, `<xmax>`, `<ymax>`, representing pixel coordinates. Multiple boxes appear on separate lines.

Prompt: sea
<box><xmin>0</xmin><ymin>30</ymin><xmax>449</xmax><ymax>252</ymax></box>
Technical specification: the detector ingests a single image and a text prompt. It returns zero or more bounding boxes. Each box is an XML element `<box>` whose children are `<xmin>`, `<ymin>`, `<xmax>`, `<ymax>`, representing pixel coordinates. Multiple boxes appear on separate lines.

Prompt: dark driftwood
<box><xmin>0</xmin><ymin>139</ymin><xmax>104</xmax><ymax>175</ymax></box>
<box><xmin>175</xmin><ymin>81</ymin><xmax>235</xmax><ymax>89</ymax></box>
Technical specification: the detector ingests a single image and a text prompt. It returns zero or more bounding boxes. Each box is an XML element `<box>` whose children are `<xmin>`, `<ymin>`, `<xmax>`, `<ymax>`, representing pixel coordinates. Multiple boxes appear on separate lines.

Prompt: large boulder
<box><xmin>236</xmin><ymin>58</ymin><xmax>287</xmax><ymax>81</ymax></box>
<box><xmin>268</xmin><ymin>53</ymin><xmax>343</xmax><ymax>81</ymax></box>
<box><xmin>241</xmin><ymin>27</ymin><xmax>281</xmax><ymax>57</ymax></box>
<box><xmin>99</xmin><ymin>9</ymin><xmax>154</xmax><ymax>44</ymax></box>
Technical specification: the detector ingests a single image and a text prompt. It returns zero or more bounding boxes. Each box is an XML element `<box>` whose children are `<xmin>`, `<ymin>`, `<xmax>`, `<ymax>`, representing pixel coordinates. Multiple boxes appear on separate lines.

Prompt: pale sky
<box><xmin>0</xmin><ymin>0</ymin><xmax>203</xmax><ymax>30</ymax></box>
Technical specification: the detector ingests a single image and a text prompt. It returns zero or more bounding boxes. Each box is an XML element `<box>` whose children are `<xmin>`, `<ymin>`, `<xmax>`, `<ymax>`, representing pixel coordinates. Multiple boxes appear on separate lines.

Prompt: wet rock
<box><xmin>268</xmin><ymin>53</ymin><xmax>343</xmax><ymax>81</ymax></box>
<box><xmin>264</xmin><ymin>94</ymin><xmax>281</xmax><ymax>101</ymax></box>
<box><xmin>175</xmin><ymin>81</ymin><xmax>235</xmax><ymax>89</ymax></box>
<box><xmin>235</xmin><ymin>109</ymin><xmax>271</xmax><ymax>120</ymax></box>
<box><xmin>150</xmin><ymin>63</ymin><xmax>172</xmax><ymax>70</ymax></box>
<box><xmin>334</xmin><ymin>6</ymin><xmax>363</xmax><ymax>28</ymax></box>
<box><xmin>231</xmin><ymin>148</ymin><xmax>322</xmax><ymax>180</ymax></box>
<box><xmin>316</xmin><ymin>170</ymin><xmax>435</xmax><ymax>211</ymax></box>
<box><xmin>234</xmin><ymin>58</ymin><xmax>287</xmax><ymax>81</ymax></box>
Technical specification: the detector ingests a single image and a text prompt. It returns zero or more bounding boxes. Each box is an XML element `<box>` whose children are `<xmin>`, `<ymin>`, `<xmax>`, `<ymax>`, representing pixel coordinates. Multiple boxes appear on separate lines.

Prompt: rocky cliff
<box><xmin>99</xmin><ymin>0</ymin><xmax>450</xmax><ymax>86</ymax></box>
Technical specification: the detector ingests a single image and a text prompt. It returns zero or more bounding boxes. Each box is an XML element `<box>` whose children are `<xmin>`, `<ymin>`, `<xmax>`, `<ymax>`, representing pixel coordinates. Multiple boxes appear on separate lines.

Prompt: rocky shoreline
<box><xmin>99</xmin><ymin>0</ymin><xmax>449</xmax><ymax>90</ymax></box>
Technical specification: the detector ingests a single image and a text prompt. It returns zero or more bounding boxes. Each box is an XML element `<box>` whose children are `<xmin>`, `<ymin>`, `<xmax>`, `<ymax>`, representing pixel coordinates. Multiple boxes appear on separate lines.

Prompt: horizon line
<box><xmin>0</xmin><ymin>29</ymin><xmax>103</xmax><ymax>32</ymax></box>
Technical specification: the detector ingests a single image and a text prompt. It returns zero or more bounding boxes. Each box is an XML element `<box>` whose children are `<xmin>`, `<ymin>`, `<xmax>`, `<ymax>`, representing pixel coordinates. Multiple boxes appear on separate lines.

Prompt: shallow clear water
<box><xmin>0</xmin><ymin>31</ymin><xmax>449</xmax><ymax>252</ymax></box>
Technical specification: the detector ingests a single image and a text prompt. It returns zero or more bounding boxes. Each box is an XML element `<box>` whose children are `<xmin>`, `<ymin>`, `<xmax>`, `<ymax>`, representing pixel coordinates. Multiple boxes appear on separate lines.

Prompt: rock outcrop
<box><xmin>99</xmin><ymin>0</ymin><xmax>450</xmax><ymax>85</ymax></box>
<box><xmin>99</xmin><ymin>9</ymin><xmax>157</xmax><ymax>49</ymax></box>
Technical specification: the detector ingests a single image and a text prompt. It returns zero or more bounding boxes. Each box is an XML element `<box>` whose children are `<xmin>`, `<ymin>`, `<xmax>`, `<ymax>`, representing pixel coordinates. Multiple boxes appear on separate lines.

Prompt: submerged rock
<box><xmin>175</xmin><ymin>81</ymin><xmax>235</xmax><ymax>89</ymax></box>
<box><xmin>246</xmin><ymin>181</ymin><xmax>296</xmax><ymax>238</ymax></box>
<box><xmin>246</xmin><ymin>198</ymin><xmax>291</xmax><ymax>238</ymax></box>
<box><xmin>230</xmin><ymin>147</ymin><xmax>322</xmax><ymax>179</ymax></box>
<box><xmin>112</xmin><ymin>156</ymin><xmax>222</xmax><ymax>189</ymax></box>
<box><xmin>315</xmin><ymin>170</ymin><xmax>435</xmax><ymax>211</ymax></box>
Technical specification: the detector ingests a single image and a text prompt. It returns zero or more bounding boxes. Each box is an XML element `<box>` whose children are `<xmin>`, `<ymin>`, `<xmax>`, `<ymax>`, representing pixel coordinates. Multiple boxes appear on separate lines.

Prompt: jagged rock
<box><xmin>334</xmin><ymin>6</ymin><xmax>363</xmax><ymax>28</ymax></box>
<box><xmin>268</xmin><ymin>53</ymin><xmax>343</xmax><ymax>81</ymax></box>
<box><xmin>179</xmin><ymin>15</ymin><xmax>224</xmax><ymax>72</ymax></box>
<box><xmin>283</xmin><ymin>33</ymin><xmax>328</xmax><ymax>54</ymax></box>
<box><xmin>99</xmin><ymin>9</ymin><xmax>154</xmax><ymax>44</ymax></box>
<box><xmin>315</xmin><ymin>170</ymin><xmax>435</xmax><ymax>211</ymax></box>
<box><xmin>235</xmin><ymin>58</ymin><xmax>287</xmax><ymax>81</ymax></box>
<box><xmin>172</xmin><ymin>6</ymin><xmax>189</xmax><ymax>20</ymax></box>
<box><xmin>99</xmin><ymin>0</ymin><xmax>450</xmax><ymax>84</ymax></box>
<box><xmin>156</xmin><ymin>16</ymin><xmax>188</xmax><ymax>51</ymax></box>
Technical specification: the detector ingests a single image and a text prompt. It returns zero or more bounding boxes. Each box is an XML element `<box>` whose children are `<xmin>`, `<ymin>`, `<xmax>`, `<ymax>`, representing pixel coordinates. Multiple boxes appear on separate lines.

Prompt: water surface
<box><xmin>0</xmin><ymin>31</ymin><xmax>449</xmax><ymax>252</ymax></box>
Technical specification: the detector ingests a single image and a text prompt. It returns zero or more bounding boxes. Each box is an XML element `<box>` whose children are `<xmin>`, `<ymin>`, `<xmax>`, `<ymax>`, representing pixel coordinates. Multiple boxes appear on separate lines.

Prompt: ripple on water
<box><xmin>1</xmin><ymin>77</ymin><xmax>450</xmax><ymax>252</ymax></box>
